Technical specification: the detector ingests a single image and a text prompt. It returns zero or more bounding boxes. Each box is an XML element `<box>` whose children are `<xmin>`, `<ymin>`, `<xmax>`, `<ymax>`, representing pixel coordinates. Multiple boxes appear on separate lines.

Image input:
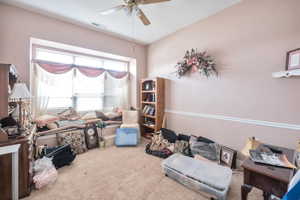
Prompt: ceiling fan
<box><xmin>100</xmin><ymin>0</ymin><xmax>171</xmax><ymax>26</ymax></box>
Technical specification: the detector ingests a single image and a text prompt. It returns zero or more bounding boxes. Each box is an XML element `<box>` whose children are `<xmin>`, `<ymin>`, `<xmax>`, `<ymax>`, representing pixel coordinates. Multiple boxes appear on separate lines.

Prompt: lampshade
<box><xmin>10</xmin><ymin>83</ymin><xmax>31</xmax><ymax>100</ymax></box>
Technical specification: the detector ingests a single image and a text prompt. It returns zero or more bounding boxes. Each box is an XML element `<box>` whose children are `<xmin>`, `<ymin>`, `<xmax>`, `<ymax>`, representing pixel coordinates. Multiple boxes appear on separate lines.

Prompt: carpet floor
<box><xmin>24</xmin><ymin>144</ymin><xmax>262</xmax><ymax>200</ymax></box>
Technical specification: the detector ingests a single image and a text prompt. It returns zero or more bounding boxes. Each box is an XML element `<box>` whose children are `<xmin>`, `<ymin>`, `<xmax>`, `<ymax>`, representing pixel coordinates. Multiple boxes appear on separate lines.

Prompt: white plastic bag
<box><xmin>34</xmin><ymin>157</ymin><xmax>53</xmax><ymax>173</ymax></box>
<box><xmin>33</xmin><ymin>157</ymin><xmax>58</xmax><ymax>189</ymax></box>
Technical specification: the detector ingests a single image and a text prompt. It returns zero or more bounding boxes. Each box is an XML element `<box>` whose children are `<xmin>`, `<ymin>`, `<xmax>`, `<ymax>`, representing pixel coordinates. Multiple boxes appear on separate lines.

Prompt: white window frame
<box><xmin>32</xmin><ymin>45</ymin><xmax>130</xmax><ymax>112</ymax></box>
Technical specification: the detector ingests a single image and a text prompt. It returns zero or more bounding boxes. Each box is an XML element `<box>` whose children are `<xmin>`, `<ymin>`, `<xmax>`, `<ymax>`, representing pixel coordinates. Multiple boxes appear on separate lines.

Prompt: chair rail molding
<box><xmin>165</xmin><ymin>109</ymin><xmax>300</xmax><ymax>131</ymax></box>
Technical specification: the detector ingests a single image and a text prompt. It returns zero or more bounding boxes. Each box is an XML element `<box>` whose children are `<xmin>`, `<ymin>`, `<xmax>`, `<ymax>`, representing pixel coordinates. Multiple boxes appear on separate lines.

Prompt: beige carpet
<box><xmin>24</xmin><ymin>144</ymin><xmax>262</xmax><ymax>200</ymax></box>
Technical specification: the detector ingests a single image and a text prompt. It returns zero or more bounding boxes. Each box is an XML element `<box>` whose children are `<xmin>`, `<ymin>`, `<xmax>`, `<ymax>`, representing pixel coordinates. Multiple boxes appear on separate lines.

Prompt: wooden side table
<box><xmin>241</xmin><ymin>145</ymin><xmax>296</xmax><ymax>200</ymax></box>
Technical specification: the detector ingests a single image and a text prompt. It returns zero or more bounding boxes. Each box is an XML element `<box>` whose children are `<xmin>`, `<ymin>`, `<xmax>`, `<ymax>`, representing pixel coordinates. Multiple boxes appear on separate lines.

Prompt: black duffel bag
<box><xmin>43</xmin><ymin>144</ymin><xmax>76</xmax><ymax>169</ymax></box>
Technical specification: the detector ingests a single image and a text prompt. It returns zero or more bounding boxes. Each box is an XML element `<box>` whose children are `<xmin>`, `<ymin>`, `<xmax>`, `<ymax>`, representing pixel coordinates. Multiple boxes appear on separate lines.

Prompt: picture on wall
<box><xmin>286</xmin><ymin>48</ymin><xmax>300</xmax><ymax>70</ymax></box>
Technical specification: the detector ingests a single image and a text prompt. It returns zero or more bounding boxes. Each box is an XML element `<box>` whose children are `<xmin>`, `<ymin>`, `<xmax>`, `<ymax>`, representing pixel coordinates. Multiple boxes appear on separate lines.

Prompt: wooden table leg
<box><xmin>241</xmin><ymin>184</ymin><xmax>252</xmax><ymax>200</ymax></box>
<box><xmin>263</xmin><ymin>191</ymin><xmax>271</xmax><ymax>200</ymax></box>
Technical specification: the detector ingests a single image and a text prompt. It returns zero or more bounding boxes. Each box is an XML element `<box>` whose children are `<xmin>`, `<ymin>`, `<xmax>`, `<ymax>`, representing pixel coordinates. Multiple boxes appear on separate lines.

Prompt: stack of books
<box><xmin>144</xmin><ymin>93</ymin><xmax>155</xmax><ymax>102</ymax></box>
<box><xmin>143</xmin><ymin>105</ymin><xmax>155</xmax><ymax>116</ymax></box>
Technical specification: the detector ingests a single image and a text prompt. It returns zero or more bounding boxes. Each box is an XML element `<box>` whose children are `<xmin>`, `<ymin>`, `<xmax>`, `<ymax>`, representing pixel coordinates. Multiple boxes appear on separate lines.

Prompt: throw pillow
<box><xmin>105</xmin><ymin>112</ymin><xmax>122</xmax><ymax>120</ymax></box>
<box><xmin>81</xmin><ymin>112</ymin><xmax>97</xmax><ymax>120</ymax></box>
<box><xmin>57</xmin><ymin>129</ymin><xmax>87</xmax><ymax>154</ymax></box>
<box><xmin>95</xmin><ymin>111</ymin><xmax>109</xmax><ymax>121</ymax></box>
<box><xmin>58</xmin><ymin>108</ymin><xmax>80</xmax><ymax>121</ymax></box>
<box><xmin>189</xmin><ymin>136</ymin><xmax>219</xmax><ymax>161</ymax></box>
<box><xmin>46</xmin><ymin>122</ymin><xmax>59</xmax><ymax>130</ymax></box>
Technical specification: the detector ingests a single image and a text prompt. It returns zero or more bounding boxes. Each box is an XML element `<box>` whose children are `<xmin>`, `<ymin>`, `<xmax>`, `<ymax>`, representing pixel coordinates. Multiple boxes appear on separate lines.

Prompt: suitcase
<box><xmin>43</xmin><ymin>144</ymin><xmax>76</xmax><ymax>169</ymax></box>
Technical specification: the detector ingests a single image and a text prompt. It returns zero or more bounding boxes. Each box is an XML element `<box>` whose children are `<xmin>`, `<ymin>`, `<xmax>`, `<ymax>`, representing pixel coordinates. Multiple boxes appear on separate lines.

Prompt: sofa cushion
<box><xmin>57</xmin><ymin>129</ymin><xmax>87</xmax><ymax>154</ymax></box>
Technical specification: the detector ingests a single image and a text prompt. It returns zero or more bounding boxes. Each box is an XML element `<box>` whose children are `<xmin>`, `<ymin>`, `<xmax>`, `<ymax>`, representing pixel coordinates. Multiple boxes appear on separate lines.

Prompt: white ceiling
<box><xmin>0</xmin><ymin>0</ymin><xmax>241</xmax><ymax>44</ymax></box>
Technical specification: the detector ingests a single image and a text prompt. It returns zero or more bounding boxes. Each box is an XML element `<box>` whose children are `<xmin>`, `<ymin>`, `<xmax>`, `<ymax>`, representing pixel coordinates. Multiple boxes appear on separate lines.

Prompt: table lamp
<box><xmin>10</xmin><ymin>83</ymin><xmax>31</xmax><ymax>132</ymax></box>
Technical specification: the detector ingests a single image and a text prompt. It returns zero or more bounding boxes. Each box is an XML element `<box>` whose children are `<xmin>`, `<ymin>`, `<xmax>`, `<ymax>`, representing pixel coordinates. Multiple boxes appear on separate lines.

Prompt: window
<box><xmin>74</xmin><ymin>71</ymin><xmax>105</xmax><ymax>111</ymax></box>
<box><xmin>36</xmin><ymin>50</ymin><xmax>73</xmax><ymax>64</ymax></box>
<box><xmin>75</xmin><ymin>56</ymin><xmax>103</xmax><ymax>68</ymax></box>
<box><xmin>33</xmin><ymin>48</ymin><xmax>129</xmax><ymax>111</ymax></box>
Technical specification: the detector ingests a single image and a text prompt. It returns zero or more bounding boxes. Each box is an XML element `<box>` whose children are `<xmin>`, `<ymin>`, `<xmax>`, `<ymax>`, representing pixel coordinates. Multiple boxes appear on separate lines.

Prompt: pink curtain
<box><xmin>33</xmin><ymin>59</ymin><xmax>128</xmax><ymax>79</ymax></box>
<box><xmin>107</xmin><ymin>70</ymin><xmax>128</xmax><ymax>79</ymax></box>
<box><xmin>34</xmin><ymin>60</ymin><xmax>73</xmax><ymax>74</ymax></box>
<box><xmin>76</xmin><ymin>65</ymin><xmax>106</xmax><ymax>77</ymax></box>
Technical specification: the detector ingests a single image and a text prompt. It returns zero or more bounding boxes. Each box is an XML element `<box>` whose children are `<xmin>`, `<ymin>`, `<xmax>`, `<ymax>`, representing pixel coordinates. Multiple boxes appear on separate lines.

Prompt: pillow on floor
<box><xmin>57</xmin><ymin>129</ymin><xmax>87</xmax><ymax>154</ymax></box>
<box><xmin>189</xmin><ymin>135</ymin><xmax>220</xmax><ymax>161</ymax></box>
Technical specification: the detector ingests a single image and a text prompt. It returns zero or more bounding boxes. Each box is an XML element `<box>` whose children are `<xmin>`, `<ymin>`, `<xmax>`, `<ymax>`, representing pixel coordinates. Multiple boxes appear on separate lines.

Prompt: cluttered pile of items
<box><xmin>145</xmin><ymin>128</ymin><xmax>235</xmax><ymax>200</ymax></box>
<box><xmin>145</xmin><ymin>128</ymin><xmax>237</xmax><ymax>168</ymax></box>
<box><xmin>33</xmin><ymin>144</ymin><xmax>76</xmax><ymax>189</ymax></box>
<box><xmin>249</xmin><ymin>144</ymin><xmax>296</xmax><ymax>169</ymax></box>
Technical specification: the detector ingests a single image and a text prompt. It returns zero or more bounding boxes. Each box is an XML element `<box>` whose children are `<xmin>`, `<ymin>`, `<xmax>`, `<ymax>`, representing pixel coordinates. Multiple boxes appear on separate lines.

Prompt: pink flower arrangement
<box><xmin>175</xmin><ymin>49</ymin><xmax>217</xmax><ymax>78</ymax></box>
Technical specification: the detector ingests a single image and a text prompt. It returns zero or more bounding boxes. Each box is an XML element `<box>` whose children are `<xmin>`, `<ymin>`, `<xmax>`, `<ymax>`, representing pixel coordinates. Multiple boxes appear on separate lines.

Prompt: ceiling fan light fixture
<box><xmin>99</xmin><ymin>0</ymin><xmax>171</xmax><ymax>26</ymax></box>
<box><xmin>91</xmin><ymin>22</ymin><xmax>100</xmax><ymax>27</ymax></box>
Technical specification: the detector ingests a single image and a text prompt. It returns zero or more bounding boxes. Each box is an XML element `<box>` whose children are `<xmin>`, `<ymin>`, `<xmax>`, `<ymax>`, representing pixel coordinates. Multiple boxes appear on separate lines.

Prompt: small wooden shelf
<box><xmin>142</xmin><ymin>124</ymin><xmax>155</xmax><ymax>129</ymax></box>
<box><xmin>142</xmin><ymin>114</ymin><xmax>156</xmax><ymax>119</ymax></box>
<box><xmin>142</xmin><ymin>90</ymin><xmax>155</xmax><ymax>93</ymax></box>
<box><xmin>140</xmin><ymin>78</ymin><xmax>165</xmax><ymax>138</ymax></box>
<box><xmin>272</xmin><ymin>69</ymin><xmax>300</xmax><ymax>78</ymax></box>
<box><xmin>142</xmin><ymin>101</ymin><xmax>156</xmax><ymax>105</ymax></box>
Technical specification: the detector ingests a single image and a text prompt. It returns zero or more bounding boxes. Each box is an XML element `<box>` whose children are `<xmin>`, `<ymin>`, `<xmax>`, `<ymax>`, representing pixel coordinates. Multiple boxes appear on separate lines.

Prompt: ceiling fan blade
<box><xmin>100</xmin><ymin>5</ymin><xmax>126</xmax><ymax>15</ymax></box>
<box><xmin>137</xmin><ymin>0</ymin><xmax>171</xmax><ymax>5</ymax></box>
<box><xmin>137</xmin><ymin>8</ymin><xmax>151</xmax><ymax>26</ymax></box>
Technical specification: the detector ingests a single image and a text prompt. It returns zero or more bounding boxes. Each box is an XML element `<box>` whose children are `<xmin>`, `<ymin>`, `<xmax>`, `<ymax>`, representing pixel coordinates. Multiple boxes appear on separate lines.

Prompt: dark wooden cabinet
<box><xmin>0</xmin><ymin>63</ymin><xmax>34</xmax><ymax>200</ymax></box>
<box><xmin>0</xmin><ymin>127</ymin><xmax>35</xmax><ymax>200</ymax></box>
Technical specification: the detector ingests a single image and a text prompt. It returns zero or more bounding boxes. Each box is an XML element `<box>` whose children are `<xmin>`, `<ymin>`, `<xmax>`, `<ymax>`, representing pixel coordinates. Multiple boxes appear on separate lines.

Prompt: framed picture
<box><xmin>220</xmin><ymin>146</ymin><xmax>237</xmax><ymax>169</ymax></box>
<box><xmin>286</xmin><ymin>48</ymin><xmax>300</xmax><ymax>70</ymax></box>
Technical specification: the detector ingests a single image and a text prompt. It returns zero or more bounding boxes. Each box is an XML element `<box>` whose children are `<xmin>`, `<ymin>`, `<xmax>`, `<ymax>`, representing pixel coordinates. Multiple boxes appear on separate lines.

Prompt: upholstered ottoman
<box><xmin>115</xmin><ymin>128</ymin><xmax>138</xmax><ymax>147</ymax></box>
<box><xmin>162</xmin><ymin>153</ymin><xmax>232</xmax><ymax>200</ymax></box>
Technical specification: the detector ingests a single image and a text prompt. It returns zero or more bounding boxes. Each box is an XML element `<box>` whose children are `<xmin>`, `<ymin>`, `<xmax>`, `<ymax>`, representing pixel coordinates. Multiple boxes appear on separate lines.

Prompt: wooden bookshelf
<box><xmin>140</xmin><ymin>77</ymin><xmax>165</xmax><ymax>139</ymax></box>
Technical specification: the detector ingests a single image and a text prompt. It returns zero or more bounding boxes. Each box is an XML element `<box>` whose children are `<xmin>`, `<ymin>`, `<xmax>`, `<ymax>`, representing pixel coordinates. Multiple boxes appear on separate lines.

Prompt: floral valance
<box><xmin>32</xmin><ymin>59</ymin><xmax>128</xmax><ymax>79</ymax></box>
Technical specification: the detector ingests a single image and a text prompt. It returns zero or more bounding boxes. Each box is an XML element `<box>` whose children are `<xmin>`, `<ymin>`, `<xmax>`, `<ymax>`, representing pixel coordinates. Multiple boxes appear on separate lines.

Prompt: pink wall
<box><xmin>148</xmin><ymin>0</ymin><xmax>300</xmax><ymax>150</ymax></box>
<box><xmin>0</xmin><ymin>3</ymin><xmax>147</xmax><ymax>94</ymax></box>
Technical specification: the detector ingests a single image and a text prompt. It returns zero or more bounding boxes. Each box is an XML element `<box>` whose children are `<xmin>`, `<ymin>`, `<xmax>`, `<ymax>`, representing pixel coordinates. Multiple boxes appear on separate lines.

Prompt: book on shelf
<box><xmin>144</xmin><ymin>93</ymin><xmax>155</xmax><ymax>102</ymax></box>
<box><xmin>143</xmin><ymin>105</ymin><xmax>155</xmax><ymax>116</ymax></box>
<box><xmin>249</xmin><ymin>150</ymin><xmax>296</xmax><ymax>169</ymax></box>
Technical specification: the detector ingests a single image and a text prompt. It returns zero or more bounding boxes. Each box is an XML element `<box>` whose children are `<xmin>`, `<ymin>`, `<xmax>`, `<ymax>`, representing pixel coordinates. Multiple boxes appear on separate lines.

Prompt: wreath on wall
<box><xmin>175</xmin><ymin>49</ymin><xmax>217</xmax><ymax>78</ymax></box>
